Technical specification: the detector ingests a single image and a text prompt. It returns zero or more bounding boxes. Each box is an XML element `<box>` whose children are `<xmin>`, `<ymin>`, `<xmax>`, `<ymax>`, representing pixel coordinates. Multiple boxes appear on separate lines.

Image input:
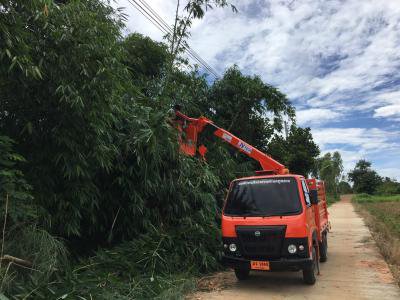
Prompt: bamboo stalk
<box><xmin>0</xmin><ymin>193</ymin><xmax>9</xmax><ymax>271</ymax></box>
<box><xmin>1</xmin><ymin>255</ymin><xmax>33</xmax><ymax>268</ymax></box>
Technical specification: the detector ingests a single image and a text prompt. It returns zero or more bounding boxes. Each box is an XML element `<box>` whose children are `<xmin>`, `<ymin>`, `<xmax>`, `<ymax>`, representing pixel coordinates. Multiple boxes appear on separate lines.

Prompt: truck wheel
<box><xmin>303</xmin><ymin>246</ymin><xmax>317</xmax><ymax>285</ymax></box>
<box><xmin>319</xmin><ymin>233</ymin><xmax>328</xmax><ymax>263</ymax></box>
<box><xmin>234</xmin><ymin>268</ymin><xmax>250</xmax><ymax>281</ymax></box>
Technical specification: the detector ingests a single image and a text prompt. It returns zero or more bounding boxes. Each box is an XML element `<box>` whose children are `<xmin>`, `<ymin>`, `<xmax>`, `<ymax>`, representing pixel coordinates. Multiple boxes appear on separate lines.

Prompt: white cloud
<box><xmin>312</xmin><ymin>127</ymin><xmax>400</xmax><ymax>179</ymax></box>
<box><xmin>296</xmin><ymin>108</ymin><xmax>342</xmax><ymax>126</ymax></box>
<box><xmin>113</xmin><ymin>0</ymin><xmax>176</xmax><ymax>39</ymax></box>
<box><xmin>312</xmin><ymin>127</ymin><xmax>399</xmax><ymax>152</ymax></box>
<box><xmin>379</xmin><ymin>168</ymin><xmax>400</xmax><ymax>181</ymax></box>
<box><xmin>374</xmin><ymin>104</ymin><xmax>400</xmax><ymax>118</ymax></box>
<box><xmin>187</xmin><ymin>0</ymin><xmax>400</xmax><ymax>116</ymax></box>
<box><xmin>373</xmin><ymin>90</ymin><xmax>400</xmax><ymax>120</ymax></box>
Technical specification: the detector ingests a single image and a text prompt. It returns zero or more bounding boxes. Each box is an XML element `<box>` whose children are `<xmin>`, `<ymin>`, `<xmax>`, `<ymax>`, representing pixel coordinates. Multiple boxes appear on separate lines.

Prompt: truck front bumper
<box><xmin>222</xmin><ymin>255</ymin><xmax>313</xmax><ymax>271</ymax></box>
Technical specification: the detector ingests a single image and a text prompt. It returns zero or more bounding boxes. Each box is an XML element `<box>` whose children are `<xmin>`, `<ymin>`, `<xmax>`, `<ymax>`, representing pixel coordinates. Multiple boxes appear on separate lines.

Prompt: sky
<box><xmin>113</xmin><ymin>0</ymin><xmax>400</xmax><ymax>180</ymax></box>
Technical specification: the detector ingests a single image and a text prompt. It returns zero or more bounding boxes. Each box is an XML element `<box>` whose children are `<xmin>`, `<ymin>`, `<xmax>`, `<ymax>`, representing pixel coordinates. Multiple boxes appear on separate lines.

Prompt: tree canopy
<box><xmin>314</xmin><ymin>151</ymin><xmax>343</xmax><ymax>196</ymax></box>
<box><xmin>348</xmin><ymin>160</ymin><xmax>382</xmax><ymax>194</ymax></box>
<box><xmin>268</xmin><ymin>125</ymin><xmax>320</xmax><ymax>176</ymax></box>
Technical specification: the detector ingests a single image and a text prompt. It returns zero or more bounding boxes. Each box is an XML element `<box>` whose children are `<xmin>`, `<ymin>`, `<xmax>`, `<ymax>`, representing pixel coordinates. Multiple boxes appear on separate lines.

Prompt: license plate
<box><xmin>250</xmin><ymin>260</ymin><xmax>270</xmax><ymax>270</ymax></box>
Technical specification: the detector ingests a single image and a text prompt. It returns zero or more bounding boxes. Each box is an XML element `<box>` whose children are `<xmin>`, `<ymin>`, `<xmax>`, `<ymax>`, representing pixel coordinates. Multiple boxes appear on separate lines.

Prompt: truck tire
<box><xmin>303</xmin><ymin>246</ymin><xmax>317</xmax><ymax>285</ymax></box>
<box><xmin>319</xmin><ymin>233</ymin><xmax>328</xmax><ymax>263</ymax></box>
<box><xmin>234</xmin><ymin>268</ymin><xmax>250</xmax><ymax>281</ymax></box>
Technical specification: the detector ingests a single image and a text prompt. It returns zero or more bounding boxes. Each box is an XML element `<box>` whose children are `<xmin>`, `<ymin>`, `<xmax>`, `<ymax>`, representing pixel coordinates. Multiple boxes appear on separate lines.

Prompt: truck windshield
<box><xmin>224</xmin><ymin>177</ymin><xmax>302</xmax><ymax>217</ymax></box>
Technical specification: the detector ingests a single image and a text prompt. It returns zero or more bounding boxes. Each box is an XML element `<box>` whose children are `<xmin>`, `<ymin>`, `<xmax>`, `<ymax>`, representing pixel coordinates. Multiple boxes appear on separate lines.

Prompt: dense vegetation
<box><xmin>315</xmin><ymin>154</ymin><xmax>400</xmax><ymax>201</ymax></box>
<box><xmin>312</xmin><ymin>151</ymin><xmax>343</xmax><ymax>203</ymax></box>
<box><xmin>0</xmin><ymin>1</ymin><xmax>337</xmax><ymax>298</ymax></box>
<box><xmin>349</xmin><ymin>160</ymin><xmax>400</xmax><ymax>195</ymax></box>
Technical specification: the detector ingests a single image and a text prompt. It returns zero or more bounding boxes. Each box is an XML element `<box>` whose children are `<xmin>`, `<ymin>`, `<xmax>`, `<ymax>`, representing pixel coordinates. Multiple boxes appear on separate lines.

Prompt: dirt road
<box><xmin>190</xmin><ymin>195</ymin><xmax>400</xmax><ymax>300</ymax></box>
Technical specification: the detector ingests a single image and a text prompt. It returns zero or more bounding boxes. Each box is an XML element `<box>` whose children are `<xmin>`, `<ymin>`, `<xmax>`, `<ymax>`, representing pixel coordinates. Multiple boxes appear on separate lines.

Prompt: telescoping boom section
<box><xmin>174</xmin><ymin>108</ymin><xmax>289</xmax><ymax>175</ymax></box>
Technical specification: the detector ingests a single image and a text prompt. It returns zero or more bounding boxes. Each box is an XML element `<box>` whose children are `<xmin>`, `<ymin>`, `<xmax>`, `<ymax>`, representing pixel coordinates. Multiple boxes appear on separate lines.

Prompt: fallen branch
<box><xmin>1</xmin><ymin>255</ymin><xmax>32</xmax><ymax>268</ymax></box>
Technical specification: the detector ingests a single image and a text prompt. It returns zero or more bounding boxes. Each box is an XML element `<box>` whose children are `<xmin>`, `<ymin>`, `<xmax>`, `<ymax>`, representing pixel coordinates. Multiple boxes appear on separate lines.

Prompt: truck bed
<box><xmin>307</xmin><ymin>179</ymin><xmax>329</xmax><ymax>241</ymax></box>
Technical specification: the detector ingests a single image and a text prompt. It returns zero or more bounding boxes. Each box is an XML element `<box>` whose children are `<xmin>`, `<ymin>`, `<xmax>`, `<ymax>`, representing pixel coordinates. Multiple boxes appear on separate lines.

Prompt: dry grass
<box><xmin>354</xmin><ymin>201</ymin><xmax>400</xmax><ymax>286</ymax></box>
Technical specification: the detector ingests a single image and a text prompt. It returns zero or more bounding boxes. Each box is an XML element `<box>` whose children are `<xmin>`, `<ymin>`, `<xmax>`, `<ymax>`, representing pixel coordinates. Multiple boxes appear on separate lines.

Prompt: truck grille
<box><xmin>236</xmin><ymin>225</ymin><xmax>286</xmax><ymax>258</ymax></box>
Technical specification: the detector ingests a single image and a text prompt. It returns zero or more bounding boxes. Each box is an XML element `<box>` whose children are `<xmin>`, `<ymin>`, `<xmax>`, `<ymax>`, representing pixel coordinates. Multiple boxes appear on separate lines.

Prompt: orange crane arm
<box><xmin>174</xmin><ymin>108</ymin><xmax>289</xmax><ymax>175</ymax></box>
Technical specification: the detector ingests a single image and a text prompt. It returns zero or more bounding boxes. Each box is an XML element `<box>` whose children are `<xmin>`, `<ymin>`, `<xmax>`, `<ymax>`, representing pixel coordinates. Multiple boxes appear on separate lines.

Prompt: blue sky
<box><xmin>115</xmin><ymin>0</ymin><xmax>400</xmax><ymax>180</ymax></box>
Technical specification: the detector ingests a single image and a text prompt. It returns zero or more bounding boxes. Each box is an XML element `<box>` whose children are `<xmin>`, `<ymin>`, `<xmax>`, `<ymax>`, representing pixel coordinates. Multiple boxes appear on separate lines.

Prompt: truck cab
<box><xmin>221</xmin><ymin>174</ymin><xmax>329</xmax><ymax>284</ymax></box>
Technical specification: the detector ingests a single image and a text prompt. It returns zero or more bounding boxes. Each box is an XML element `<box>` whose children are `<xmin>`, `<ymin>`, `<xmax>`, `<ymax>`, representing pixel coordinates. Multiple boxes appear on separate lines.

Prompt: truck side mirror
<box><xmin>310</xmin><ymin>189</ymin><xmax>319</xmax><ymax>205</ymax></box>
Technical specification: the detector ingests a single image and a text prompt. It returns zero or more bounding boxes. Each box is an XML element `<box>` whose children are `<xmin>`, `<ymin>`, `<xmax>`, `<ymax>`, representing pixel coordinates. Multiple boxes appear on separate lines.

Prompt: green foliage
<box><xmin>377</xmin><ymin>177</ymin><xmax>400</xmax><ymax>195</ymax></box>
<box><xmin>1</xmin><ymin>225</ymin><xmax>68</xmax><ymax>297</ymax></box>
<box><xmin>7</xmin><ymin>226</ymin><xmax>215</xmax><ymax>299</ymax></box>
<box><xmin>352</xmin><ymin>193</ymin><xmax>400</xmax><ymax>204</ymax></box>
<box><xmin>0</xmin><ymin>136</ymin><xmax>34</xmax><ymax>223</ymax></box>
<box><xmin>326</xmin><ymin>194</ymin><xmax>340</xmax><ymax>206</ymax></box>
<box><xmin>205</xmin><ymin>66</ymin><xmax>295</xmax><ymax>151</ymax></box>
<box><xmin>0</xmin><ymin>0</ymin><xmax>131</xmax><ymax>237</ymax></box>
<box><xmin>348</xmin><ymin>160</ymin><xmax>381</xmax><ymax>194</ymax></box>
<box><xmin>0</xmin><ymin>0</ymin><xmax>48</xmax><ymax>80</ymax></box>
<box><xmin>338</xmin><ymin>181</ymin><xmax>353</xmax><ymax>194</ymax></box>
<box><xmin>268</xmin><ymin>125</ymin><xmax>320</xmax><ymax>176</ymax></box>
<box><xmin>122</xmin><ymin>33</ymin><xmax>169</xmax><ymax>89</ymax></box>
<box><xmin>313</xmin><ymin>152</ymin><xmax>343</xmax><ymax>196</ymax></box>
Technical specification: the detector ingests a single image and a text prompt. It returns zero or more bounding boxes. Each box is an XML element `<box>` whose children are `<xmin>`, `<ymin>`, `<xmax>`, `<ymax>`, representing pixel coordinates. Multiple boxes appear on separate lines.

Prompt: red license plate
<box><xmin>251</xmin><ymin>260</ymin><xmax>270</xmax><ymax>270</ymax></box>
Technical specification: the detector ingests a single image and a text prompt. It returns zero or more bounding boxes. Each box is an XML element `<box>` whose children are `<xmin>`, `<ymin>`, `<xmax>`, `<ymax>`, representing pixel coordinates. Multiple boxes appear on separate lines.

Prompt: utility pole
<box><xmin>284</xmin><ymin>121</ymin><xmax>289</xmax><ymax>139</ymax></box>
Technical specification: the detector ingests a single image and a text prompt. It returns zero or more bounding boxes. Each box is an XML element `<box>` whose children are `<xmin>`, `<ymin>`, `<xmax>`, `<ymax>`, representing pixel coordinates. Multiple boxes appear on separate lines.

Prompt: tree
<box><xmin>376</xmin><ymin>177</ymin><xmax>400</xmax><ymax>195</ymax></box>
<box><xmin>0</xmin><ymin>136</ymin><xmax>33</xmax><ymax>223</ymax></box>
<box><xmin>268</xmin><ymin>125</ymin><xmax>320</xmax><ymax>176</ymax></box>
<box><xmin>313</xmin><ymin>151</ymin><xmax>343</xmax><ymax>196</ymax></box>
<box><xmin>1</xmin><ymin>0</ymin><xmax>131</xmax><ymax>237</ymax></box>
<box><xmin>348</xmin><ymin>160</ymin><xmax>381</xmax><ymax>194</ymax></box>
<box><xmin>204</xmin><ymin>66</ymin><xmax>295</xmax><ymax>151</ymax></box>
<box><xmin>338</xmin><ymin>180</ymin><xmax>353</xmax><ymax>194</ymax></box>
<box><xmin>169</xmin><ymin>0</ymin><xmax>237</xmax><ymax>64</ymax></box>
<box><xmin>122</xmin><ymin>33</ymin><xmax>169</xmax><ymax>85</ymax></box>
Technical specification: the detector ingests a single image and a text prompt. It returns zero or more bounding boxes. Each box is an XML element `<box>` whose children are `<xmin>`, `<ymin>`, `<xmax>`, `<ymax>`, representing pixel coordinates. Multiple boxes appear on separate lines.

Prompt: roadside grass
<box><xmin>353</xmin><ymin>193</ymin><xmax>400</xmax><ymax>204</ymax></box>
<box><xmin>353</xmin><ymin>194</ymin><xmax>400</xmax><ymax>286</ymax></box>
<box><xmin>1</xmin><ymin>224</ymin><xmax>221</xmax><ymax>299</ymax></box>
<box><xmin>326</xmin><ymin>194</ymin><xmax>340</xmax><ymax>206</ymax></box>
<box><xmin>4</xmin><ymin>245</ymin><xmax>199</xmax><ymax>299</ymax></box>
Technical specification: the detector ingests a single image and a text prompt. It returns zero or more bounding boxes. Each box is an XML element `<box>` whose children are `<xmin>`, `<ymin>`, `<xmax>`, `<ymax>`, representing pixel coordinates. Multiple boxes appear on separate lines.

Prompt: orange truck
<box><xmin>174</xmin><ymin>107</ymin><xmax>330</xmax><ymax>284</ymax></box>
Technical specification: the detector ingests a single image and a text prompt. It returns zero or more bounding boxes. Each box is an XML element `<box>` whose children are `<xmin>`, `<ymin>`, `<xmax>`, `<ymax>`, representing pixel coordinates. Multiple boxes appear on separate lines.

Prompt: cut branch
<box><xmin>1</xmin><ymin>255</ymin><xmax>33</xmax><ymax>268</ymax></box>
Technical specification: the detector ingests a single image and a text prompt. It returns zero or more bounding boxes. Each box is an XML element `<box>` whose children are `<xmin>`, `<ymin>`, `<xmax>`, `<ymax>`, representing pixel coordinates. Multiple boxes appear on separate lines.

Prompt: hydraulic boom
<box><xmin>174</xmin><ymin>107</ymin><xmax>289</xmax><ymax>175</ymax></box>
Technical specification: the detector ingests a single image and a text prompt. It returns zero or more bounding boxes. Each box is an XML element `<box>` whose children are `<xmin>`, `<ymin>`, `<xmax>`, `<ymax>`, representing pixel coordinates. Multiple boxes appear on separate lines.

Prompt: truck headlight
<box><xmin>229</xmin><ymin>243</ymin><xmax>237</xmax><ymax>252</ymax></box>
<box><xmin>288</xmin><ymin>244</ymin><xmax>297</xmax><ymax>254</ymax></box>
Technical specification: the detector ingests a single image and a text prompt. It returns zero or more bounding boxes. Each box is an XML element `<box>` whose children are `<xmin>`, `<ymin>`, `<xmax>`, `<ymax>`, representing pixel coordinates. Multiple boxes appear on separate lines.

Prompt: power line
<box><xmin>137</xmin><ymin>0</ymin><xmax>220</xmax><ymax>77</ymax></box>
<box><xmin>128</xmin><ymin>0</ymin><xmax>219</xmax><ymax>78</ymax></box>
<box><xmin>135</xmin><ymin>0</ymin><xmax>219</xmax><ymax>77</ymax></box>
<box><xmin>127</xmin><ymin>0</ymin><xmax>168</xmax><ymax>35</ymax></box>
<box><xmin>127</xmin><ymin>0</ymin><xmax>220</xmax><ymax>78</ymax></box>
<box><xmin>133</xmin><ymin>0</ymin><xmax>220</xmax><ymax>78</ymax></box>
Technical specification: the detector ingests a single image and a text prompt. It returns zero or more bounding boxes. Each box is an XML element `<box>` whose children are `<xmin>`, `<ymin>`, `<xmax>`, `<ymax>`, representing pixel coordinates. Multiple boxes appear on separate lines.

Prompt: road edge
<box><xmin>352</xmin><ymin>197</ymin><xmax>400</xmax><ymax>287</ymax></box>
